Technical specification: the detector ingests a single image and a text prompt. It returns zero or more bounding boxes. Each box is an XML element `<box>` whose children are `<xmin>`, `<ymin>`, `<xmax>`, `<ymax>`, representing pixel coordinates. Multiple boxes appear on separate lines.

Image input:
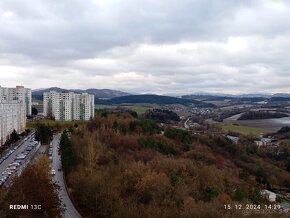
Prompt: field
<box><xmin>205</xmin><ymin>118</ymin><xmax>219</xmax><ymax>124</ymax></box>
<box><xmin>95</xmin><ymin>104</ymin><xmax>152</xmax><ymax>115</ymax></box>
<box><xmin>27</xmin><ymin>119</ymin><xmax>86</xmax><ymax>129</ymax></box>
<box><xmin>125</xmin><ymin>105</ymin><xmax>151</xmax><ymax>114</ymax></box>
<box><xmin>220</xmin><ymin>123</ymin><xmax>272</xmax><ymax>135</ymax></box>
<box><xmin>95</xmin><ymin>104</ymin><xmax>115</xmax><ymax>110</ymax></box>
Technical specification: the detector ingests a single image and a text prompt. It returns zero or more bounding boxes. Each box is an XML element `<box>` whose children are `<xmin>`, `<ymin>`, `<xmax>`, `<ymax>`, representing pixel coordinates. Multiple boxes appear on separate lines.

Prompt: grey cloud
<box><xmin>0</xmin><ymin>0</ymin><xmax>290</xmax><ymax>94</ymax></box>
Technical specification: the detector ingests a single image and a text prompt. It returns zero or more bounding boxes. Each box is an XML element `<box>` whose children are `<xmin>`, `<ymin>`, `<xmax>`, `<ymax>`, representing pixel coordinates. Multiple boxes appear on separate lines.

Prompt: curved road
<box><xmin>52</xmin><ymin>134</ymin><xmax>81</xmax><ymax>218</ymax></box>
<box><xmin>184</xmin><ymin>118</ymin><xmax>190</xmax><ymax>129</ymax></box>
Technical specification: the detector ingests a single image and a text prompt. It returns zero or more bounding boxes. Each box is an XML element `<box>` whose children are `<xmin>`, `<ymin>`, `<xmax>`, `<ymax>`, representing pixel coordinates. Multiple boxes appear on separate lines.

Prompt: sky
<box><xmin>0</xmin><ymin>0</ymin><xmax>290</xmax><ymax>95</ymax></box>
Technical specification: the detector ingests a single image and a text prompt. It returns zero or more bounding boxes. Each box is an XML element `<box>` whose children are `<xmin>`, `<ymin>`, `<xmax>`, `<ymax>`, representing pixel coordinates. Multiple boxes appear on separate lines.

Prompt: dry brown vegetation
<box><xmin>64</xmin><ymin>113</ymin><xmax>289</xmax><ymax>218</ymax></box>
<box><xmin>0</xmin><ymin>156</ymin><xmax>63</xmax><ymax>218</ymax></box>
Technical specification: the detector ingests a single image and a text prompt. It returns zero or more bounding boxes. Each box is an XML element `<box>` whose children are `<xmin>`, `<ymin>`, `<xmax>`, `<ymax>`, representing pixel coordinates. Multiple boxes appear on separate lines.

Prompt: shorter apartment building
<box><xmin>43</xmin><ymin>91</ymin><xmax>94</xmax><ymax>121</ymax></box>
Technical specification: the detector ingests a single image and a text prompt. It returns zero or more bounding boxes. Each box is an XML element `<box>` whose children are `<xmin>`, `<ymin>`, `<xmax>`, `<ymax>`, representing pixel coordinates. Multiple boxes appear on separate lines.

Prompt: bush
<box><xmin>164</xmin><ymin>128</ymin><xmax>192</xmax><ymax>144</ymax></box>
<box><xmin>182</xmin><ymin>143</ymin><xmax>190</xmax><ymax>152</ymax></box>
<box><xmin>255</xmin><ymin>167</ymin><xmax>268</xmax><ymax>185</ymax></box>
<box><xmin>202</xmin><ymin>186</ymin><xmax>218</xmax><ymax>202</ymax></box>
<box><xmin>10</xmin><ymin>129</ymin><xmax>20</xmax><ymax>142</ymax></box>
<box><xmin>139</xmin><ymin>137</ymin><xmax>177</xmax><ymax>155</ymax></box>
<box><xmin>129</xmin><ymin>119</ymin><xmax>161</xmax><ymax>134</ymax></box>
<box><xmin>232</xmin><ymin>187</ymin><xmax>246</xmax><ymax>201</ymax></box>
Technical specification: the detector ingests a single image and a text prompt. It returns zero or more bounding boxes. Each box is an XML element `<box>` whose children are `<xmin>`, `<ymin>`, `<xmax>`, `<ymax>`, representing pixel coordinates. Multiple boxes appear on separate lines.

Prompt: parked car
<box><xmin>7</xmin><ymin>166</ymin><xmax>17</xmax><ymax>170</ymax></box>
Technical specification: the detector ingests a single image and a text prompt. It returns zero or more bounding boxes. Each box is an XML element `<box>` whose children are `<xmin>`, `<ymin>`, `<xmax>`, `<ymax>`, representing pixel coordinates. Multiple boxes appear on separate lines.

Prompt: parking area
<box><xmin>0</xmin><ymin>131</ymin><xmax>41</xmax><ymax>187</ymax></box>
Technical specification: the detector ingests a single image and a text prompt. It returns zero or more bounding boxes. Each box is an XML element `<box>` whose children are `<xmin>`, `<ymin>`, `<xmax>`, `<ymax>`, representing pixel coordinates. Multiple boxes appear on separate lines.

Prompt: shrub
<box><xmin>130</xmin><ymin>119</ymin><xmax>161</xmax><ymax>134</ymax></box>
<box><xmin>164</xmin><ymin>128</ymin><xmax>192</xmax><ymax>144</ymax></box>
<box><xmin>202</xmin><ymin>186</ymin><xmax>218</xmax><ymax>202</ymax></box>
<box><xmin>139</xmin><ymin>137</ymin><xmax>177</xmax><ymax>155</ymax></box>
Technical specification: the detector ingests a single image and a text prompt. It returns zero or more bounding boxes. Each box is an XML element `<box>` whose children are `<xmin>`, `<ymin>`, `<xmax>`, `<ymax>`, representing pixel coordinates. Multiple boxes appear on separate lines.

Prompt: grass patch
<box><xmin>220</xmin><ymin>123</ymin><xmax>271</xmax><ymax>135</ymax></box>
<box><xmin>95</xmin><ymin>104</ymin><xmax>151</xmax><ymax>115</ymax></box>
<box><xmin>27</xmin><ymin>119</ymin><xmax>86</xmax><ymax>129</ymax></box>
<box><xmin>130</xmin><ymin>105</ymin><xmax>151</xmax><ymax>114</ymax></box>
<box><xmin>205</xmin><ymin>118</ymin><xmax>219</xmax><ymax>124</ymax></box>
<box><xmin>95</xmin><ymin>104</ymin><xmax>115</xmax><ymax>110</ymax></box>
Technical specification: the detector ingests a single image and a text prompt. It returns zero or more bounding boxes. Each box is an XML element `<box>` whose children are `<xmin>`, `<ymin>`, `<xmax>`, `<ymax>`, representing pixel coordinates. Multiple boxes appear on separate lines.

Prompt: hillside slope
<box><xmin>32</xmin><ymin>87</ymin><xmax>130</xmax><ymax>100</ymax></box>
<box><xmin>97</xmin><ymin>94</ymin><xmax>215</xmax><ymax>107</ymax></box>
<box><xmin>59</xmin><ymin>112</ymin><xmax>290</xmax><ymax>218</ymax></box>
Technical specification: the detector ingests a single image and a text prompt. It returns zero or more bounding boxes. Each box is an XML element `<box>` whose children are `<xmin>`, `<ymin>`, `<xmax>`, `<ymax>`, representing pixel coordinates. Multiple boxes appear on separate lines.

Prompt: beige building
<box><xmin>0</xmin><ymin>86</ymin><xmax>30</xmax><ymax>146</ymax></box>
<box><xmin>43</xmin><ymin>91</ymin><xmax>94</xmax><ymax>121</ymax></box>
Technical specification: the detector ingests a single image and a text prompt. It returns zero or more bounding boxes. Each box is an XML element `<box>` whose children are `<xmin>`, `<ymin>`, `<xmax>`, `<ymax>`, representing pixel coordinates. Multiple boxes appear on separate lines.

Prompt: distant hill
<box><xmin>96</xmin><ymin>94</ymin><xmax>215</xmax><ymax>107</ymax></box>
<box><xmin>32</xmin><ymin>87</ymin><xmax>130</xmax><ymax>100</ymax></box>
<box><xmin>238</xmin><ymin>111</ymin><xmax>289</xmax><ymax>120</ymax></box>
<box><xmin>273</xmin><ymin>93</ymin><xmax>290</xmax><ymax>98</ymax></box>
<box><xmin>182</xmin><ymin>95</ymin><xmax>234</xmax><ymax>101</ymax></box>
<box><xmin>183</xmin><ymin>93</ymin><xmax>290</xmax><ymax>99</ymax></box>
<box><xmin>270</xmin><ymin>97</ymin><xmax>290</xmax><ymax>102</ymax></box>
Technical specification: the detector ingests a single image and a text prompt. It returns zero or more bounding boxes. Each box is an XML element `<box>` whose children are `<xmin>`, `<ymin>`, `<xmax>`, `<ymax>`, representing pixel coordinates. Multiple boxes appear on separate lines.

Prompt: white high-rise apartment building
<box><xmin>0</xmin><ymin>85</ymin><xmax>32</xmax><ymax>116</ymax></box>
<box><xmin>0</xmin><ymin>86</ymin><xmax>30</xmax><ymax>146</ymax></box>
<box><xmin>43</xmin><ymin>91</ymin><xmax>94</xmax><ymax>121</ymax></box>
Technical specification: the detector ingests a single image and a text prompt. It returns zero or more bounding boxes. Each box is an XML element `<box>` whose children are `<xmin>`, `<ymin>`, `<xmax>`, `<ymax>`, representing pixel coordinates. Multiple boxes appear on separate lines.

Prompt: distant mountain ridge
<box><xmin>32</xmin><ymin>87</ymin><xmax>130</xmax><ymax>100</ymax></box>
<box><xmin>183</xmin><ymin>92</ymin><xmax>290</xmax><ymax>98</ymax></box>
<box><xmin>96</xmin><ymin>95</ymin><xmax>216</xmax><ymax>107</ymax></box>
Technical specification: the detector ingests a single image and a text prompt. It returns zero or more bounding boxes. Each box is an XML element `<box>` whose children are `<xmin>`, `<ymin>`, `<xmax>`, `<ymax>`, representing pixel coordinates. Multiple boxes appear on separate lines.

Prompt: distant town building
<box><xmin>255</xmin><ymin>135</ymin><xmax>278</xmax><ymax>147</ymax></box>
<box><xmin>0</xmin><ymin>86</ymin><xmax>30</xmax><ymax>146</ymax></box>
<box><xmin>260</xmin><ymin>189</ymin><xmax>277</xmax><ymax>202</ymax></box>
<box><xmin>43</xmin><ymin>91</ymin><xmax>94</xmax><ymax>121</ymax></box>
<box><xmin>226</xmin><ymin>135</ymin><xmax>239</xmax><ymax>144</ymax></box>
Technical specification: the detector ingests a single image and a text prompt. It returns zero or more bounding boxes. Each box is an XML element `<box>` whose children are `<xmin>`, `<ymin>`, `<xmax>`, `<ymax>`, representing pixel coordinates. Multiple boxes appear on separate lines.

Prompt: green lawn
<box><xmin>27</xmin><ymin>119</ymin><xmax>86</xmax><ymax>129</ymax></box>
<box><xmin>220</xmin><ymin>123</ymin><xmax>272</xmax><ymax>135</ymax></box>
<box><xmin>95</xmin><ymin>104</ymin><xmax>151</xmax><ymax>115</ymax></box>
<box><xmin>205</xmin><ymin>118</ymin><xmax>219</xmax><ymax>124</ymax></box>
<box><xmin>130</xmin><ymin>105</ymin><xmax>151</xmax><ymax>114</ymax></box>
<box><xmin>95</xmin><ymin>104</ymin><xmax>115</xmax><ymax>110</ymax></box>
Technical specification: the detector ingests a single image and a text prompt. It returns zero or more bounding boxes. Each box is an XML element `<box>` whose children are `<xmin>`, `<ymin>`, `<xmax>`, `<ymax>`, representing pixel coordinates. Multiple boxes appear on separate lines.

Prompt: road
<box><xmin>0</xmin><ymin>132</ymin><xmax>35</xmax><ymax>173</ymax></box>
<box><xmin>184</xmin><ymin>118</ymin><xmax>190</xmax><ymax>129</ymax></box>
<box><xmin>51</xmin><ymin>134</ymin><xmax>81</xmax><ymax>218</ymax></box>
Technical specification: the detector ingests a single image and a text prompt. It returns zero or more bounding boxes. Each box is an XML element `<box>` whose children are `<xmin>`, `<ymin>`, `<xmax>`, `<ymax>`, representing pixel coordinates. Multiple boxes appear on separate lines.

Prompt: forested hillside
<box><xmin>238</xmin><ymin>111</ymin><xmax>289</xmax><ymax>120</ymax></box>
<box><xmin>59</xmin><ymin>112</ymin><xmax>290</xmax><ymax>218</ymax></box>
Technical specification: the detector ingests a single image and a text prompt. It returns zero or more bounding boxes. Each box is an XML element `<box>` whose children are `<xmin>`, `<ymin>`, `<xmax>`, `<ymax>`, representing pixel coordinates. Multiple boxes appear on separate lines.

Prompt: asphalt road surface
<box><xmin>52</xmin><ymin>134</ymin><xmax>81</xmax><ymax>218</ymax></box>
<box><xmin>184</xmin><ymin>118</ymin><xmax>190</xmax><ymax>129</ymax></box>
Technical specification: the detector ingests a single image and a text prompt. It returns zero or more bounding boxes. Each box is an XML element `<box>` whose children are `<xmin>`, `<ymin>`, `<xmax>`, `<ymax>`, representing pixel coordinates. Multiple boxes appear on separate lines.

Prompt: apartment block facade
<box><xmin>43</xmin><ymin>91</ymin><xmax>94</xmax><ymax>121</ymax></box>
<box><xmin>0</xmin><ymin>86</ymin><xmax>32</xmax><ymax>116</ymax></box>
<box><xmin>0</xmin><ymin>86</ymin><xmax>30</xmax><ymax>146</ymax></box>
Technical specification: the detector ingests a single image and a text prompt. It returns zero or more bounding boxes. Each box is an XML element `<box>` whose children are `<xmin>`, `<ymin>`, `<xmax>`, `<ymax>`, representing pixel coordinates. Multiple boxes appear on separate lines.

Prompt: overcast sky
<box><xmin>1</xmin><ymin>0</ymin><xmax>290</xmax><ymax>94</ymax></box>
